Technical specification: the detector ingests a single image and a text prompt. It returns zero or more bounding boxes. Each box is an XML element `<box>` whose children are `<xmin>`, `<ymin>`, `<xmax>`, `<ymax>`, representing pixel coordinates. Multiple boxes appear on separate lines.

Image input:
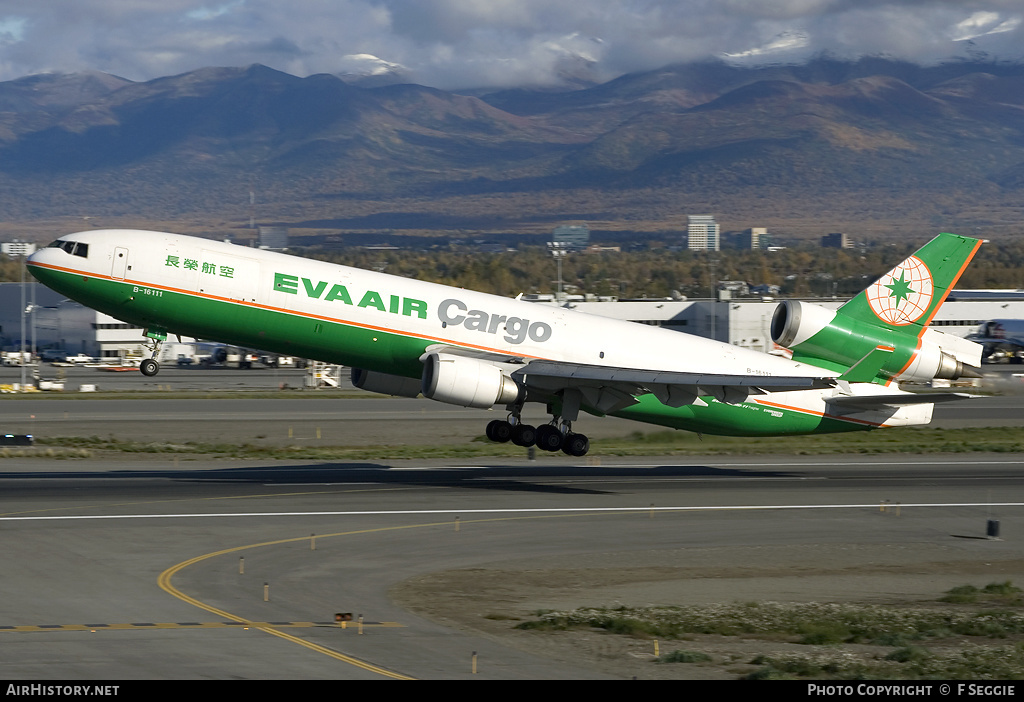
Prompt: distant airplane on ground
<box><xmin>27</xmin><ymin>230</ymin><xmax>983</xmax><ymax>456</ymax></box>
<box><xmin>967</xmin><ymin>319</ymin><xmax>1024</xmax><ymax>363</ymax></box>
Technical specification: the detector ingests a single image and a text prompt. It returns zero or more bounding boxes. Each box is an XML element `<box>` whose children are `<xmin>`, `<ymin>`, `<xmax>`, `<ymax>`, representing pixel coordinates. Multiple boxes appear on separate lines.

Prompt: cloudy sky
<box><xmin>1</xmin><ymin>1</ymin><xmax>1022</xmax><ymax>88</ymax></box>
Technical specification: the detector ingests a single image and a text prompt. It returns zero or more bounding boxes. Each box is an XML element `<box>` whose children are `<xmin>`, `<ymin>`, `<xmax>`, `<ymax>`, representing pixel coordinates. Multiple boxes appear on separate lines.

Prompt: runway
<box><xmin>2</xmin><ymin>454</ymin><xmax>1024</xmax><ymax>679</ymax></box>
<box><xmin>3</xmin><ymin>374</ymin><xmax>1024</xmax><ymax>679</ymax></box>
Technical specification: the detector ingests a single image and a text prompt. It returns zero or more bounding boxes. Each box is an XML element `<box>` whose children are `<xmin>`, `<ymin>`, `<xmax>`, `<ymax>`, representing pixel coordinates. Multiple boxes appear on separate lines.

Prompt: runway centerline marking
<box><xmin>0</xmin><ymin>485</ymin><xmax>430</xmax><ymax>518</ymax></box>
<box><xmin>3</xmin><ymin>502</ymin><xmax>1024</xmax><ymax>522</ymax></box>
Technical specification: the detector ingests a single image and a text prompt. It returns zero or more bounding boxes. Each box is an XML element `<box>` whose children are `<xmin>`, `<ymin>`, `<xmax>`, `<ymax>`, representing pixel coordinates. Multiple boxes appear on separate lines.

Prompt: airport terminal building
<box><xmin>4</xmin><ymin>282</ymin><xmax>1024</xmax><ymax>362</ymax></box>
<box><xmin>530</xmin><ymin>290</ymin><xmax>1024</xmax><ymax>356</ymax></box>
<box><xmin>1</xmin><ymin>282</ymin><xmax>164</xmax><ymax>359</ymax></box>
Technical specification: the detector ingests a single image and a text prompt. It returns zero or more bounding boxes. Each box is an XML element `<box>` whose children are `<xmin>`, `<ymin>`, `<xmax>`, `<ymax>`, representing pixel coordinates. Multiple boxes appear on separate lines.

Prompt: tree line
<box><xmin>4</xmin><ymin>239</ymin><xmax>1023</xmax><ymax>298</ymax></box>
<box><xmin>301</xmin><ymin>240</ymin><xmax>1024</xmax><ymax>299</ymax></box>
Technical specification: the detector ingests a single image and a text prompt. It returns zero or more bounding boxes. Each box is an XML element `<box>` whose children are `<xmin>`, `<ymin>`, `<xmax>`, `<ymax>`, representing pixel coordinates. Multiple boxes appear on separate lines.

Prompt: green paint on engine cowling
<box><xmin>788</xmin><ymin>315</ymin><xmax>911</xmax><ymax>384</ymax></box>
<box><xmin>781</xmin><ymin>233</ymin><xmax>983</xmax><ymax>384</ymax></box>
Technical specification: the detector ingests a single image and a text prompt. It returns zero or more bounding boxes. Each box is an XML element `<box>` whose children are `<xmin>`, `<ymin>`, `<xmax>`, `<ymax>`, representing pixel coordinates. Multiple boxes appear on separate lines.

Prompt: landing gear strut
<box><xmin>483</xmin><ymin>399</ymin><xmax>590</xmax><ymax>457</ymax></box>
<box><xmin>139</xmin><ymin>330</ymin><xmax>166</xmax><ymax>377</ymax></box>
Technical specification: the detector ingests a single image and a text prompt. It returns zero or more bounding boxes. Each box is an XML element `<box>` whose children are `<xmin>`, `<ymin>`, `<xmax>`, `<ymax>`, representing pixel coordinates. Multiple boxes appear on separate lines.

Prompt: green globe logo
<box><xmin>865</xmin><ymin>255</ymin><xmax>934</xmax><ymax>326</ymax></box>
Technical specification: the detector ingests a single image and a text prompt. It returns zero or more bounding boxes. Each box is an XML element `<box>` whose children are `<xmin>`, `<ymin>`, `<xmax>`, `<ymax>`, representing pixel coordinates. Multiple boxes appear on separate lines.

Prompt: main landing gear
<box><xmin>485</xmin><ymin>415</ymin><xmax>590</xmax><ymax>457</ymax></box>
<box><xmin>485</xmin><ymin>389</ymin><xmax>591</xmax><ymax>456</ymax></box>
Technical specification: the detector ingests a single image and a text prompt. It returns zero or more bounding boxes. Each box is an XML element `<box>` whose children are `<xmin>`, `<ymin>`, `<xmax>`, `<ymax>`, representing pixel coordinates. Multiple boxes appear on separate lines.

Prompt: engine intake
<box><xmin>421</xmin><ymin>352</ymin><xmax>522</xmax><ymax>409</ymax></box>
<box><xmin>350</xmin><ymin>368</ymin><xmax>422</xmax><ymax>398</ymax></box>
<box><xmin>770</xmin><ymin>300</ymin><xmax>836</xmax><ymax>349</ymax></box>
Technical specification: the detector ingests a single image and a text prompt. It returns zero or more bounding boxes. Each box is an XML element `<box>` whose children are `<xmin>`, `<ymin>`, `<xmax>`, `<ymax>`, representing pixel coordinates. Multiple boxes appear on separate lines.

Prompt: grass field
<box><xmin>3</xmin><ymin>425</ymin><xmax>1024</xmax><ymax>460</ymax></box>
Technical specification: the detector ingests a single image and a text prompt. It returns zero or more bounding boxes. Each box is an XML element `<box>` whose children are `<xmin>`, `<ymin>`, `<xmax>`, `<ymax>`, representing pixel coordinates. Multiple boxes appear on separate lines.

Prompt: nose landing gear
<box><xmin>139</xmin><ymin>329</ymin><xmax>167</xmax><ymax>376</ymax></box>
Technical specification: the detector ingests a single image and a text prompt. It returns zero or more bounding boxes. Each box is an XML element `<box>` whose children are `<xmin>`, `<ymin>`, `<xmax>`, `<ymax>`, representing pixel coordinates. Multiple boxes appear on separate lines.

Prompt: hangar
<box><xmin>4</xmin><ymin>281</ymin><xmax>1024</xmax><ymax>362</ymax></box>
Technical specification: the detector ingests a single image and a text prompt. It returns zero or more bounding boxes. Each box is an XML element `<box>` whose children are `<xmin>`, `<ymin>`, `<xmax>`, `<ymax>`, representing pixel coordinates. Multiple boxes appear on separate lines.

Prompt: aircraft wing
<box><xmin>981</xmin><ymin>335</ymin><xmax>1024</xmax><ymax>349</ymax></box>
<box><xmin>512</xmin><ymin>359</ymin><xmax>836</xmax><ymax>413</ymax></box>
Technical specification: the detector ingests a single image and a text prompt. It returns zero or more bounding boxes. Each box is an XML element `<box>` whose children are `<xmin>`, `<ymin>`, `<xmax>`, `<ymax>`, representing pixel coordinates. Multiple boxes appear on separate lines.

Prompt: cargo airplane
<box><xmin>27</xmin><ymin>230</ymin><xmax>983</xmax><ymax>456</ymax></box>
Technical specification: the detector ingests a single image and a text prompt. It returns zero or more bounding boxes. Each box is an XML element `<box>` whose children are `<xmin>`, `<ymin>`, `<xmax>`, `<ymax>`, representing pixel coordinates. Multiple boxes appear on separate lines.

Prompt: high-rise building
<box><xmin>821</xmin><ymin>232</ymin><xmax>852</xmax><ymax>249</ymax></box>
<box><xmin>258</xmin><ymin>226</ymin><xmax>289</xmax><ymax>250</ymax></box>
<box><xmin>740</xmin><ymin>227</ymin><xmax>766</xmax><ymax>249</ymax></box>
<box><xmin>552</xmin><ymin>224</ymin><xmax>590</xmax><ymax>251</ymax></box>
<box><xmin>687</xmin><ymin>215</ymin><xmax>720</xmax><ymax>251</ymax></box>
<box><xmin>1</xmin><ymin>242</ymin><xmax>37</xmax><ymax>257</ymax></box>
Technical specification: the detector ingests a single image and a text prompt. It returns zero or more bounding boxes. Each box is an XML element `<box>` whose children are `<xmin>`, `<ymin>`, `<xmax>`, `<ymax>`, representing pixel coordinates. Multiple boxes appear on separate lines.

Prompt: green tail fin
<box><xmin>838</xmin><ymin>232</ymin><xmax>982</xmax><ymax>338</ymax></box>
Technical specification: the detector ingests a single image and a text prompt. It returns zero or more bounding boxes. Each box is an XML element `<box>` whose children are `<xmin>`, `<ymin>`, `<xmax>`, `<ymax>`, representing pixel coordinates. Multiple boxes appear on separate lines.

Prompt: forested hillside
<box><xmin>1</xmin><ymin>57</ymin><xmax>1022</xmax><ymax>243</ymax></box>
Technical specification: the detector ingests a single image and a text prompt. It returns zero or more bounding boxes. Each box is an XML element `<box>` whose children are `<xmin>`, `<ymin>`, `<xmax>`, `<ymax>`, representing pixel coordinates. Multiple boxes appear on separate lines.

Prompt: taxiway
<box><xmin>1</xmin><ymin>453</ymin><xmax>1023</xmax><ymax>679</ymax></box>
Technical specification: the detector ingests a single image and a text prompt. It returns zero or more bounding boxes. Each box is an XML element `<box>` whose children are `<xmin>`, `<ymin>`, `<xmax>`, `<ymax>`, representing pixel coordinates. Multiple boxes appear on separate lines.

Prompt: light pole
<box><xmin>547</xmin><ymin>241</ymin><xmax>568</xmax><ymax>302</ymax></box>
<box><xmin>709</xmin><ymin>257</ymin><xmax>719</xmax><ymax>342</ymax></box>
<box><xmin>18</xmin><ymin>240</ymin><xmax>26</xmax><ymax>390</ymax></box>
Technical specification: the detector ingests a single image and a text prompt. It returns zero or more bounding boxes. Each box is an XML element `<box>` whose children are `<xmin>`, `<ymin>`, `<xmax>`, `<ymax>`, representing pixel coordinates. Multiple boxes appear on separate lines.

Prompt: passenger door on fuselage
<box><xmin>111</xmin><ymin>247</ymin><xmax>129</xmax><ymax>280</ymax></box>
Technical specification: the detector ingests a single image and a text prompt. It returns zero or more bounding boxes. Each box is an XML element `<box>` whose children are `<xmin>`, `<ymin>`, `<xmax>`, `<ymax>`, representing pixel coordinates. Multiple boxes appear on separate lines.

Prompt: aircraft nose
<box><xmin>25</xmin><ymin>244</ymin><xmax>57</xmax><ymax>282</ymax></box>
<box><xmin>25</xmin><ymin>245</ymin><xmax>48</xmax><ymax>269</ymax></box>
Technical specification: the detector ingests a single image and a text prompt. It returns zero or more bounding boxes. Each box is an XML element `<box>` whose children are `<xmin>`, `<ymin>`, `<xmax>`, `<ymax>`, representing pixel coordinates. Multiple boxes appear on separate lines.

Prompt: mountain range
<box><xmin>1</xmin><ymin>58</ymin><xmax>1022</xmax><ymax>242</ymax></box>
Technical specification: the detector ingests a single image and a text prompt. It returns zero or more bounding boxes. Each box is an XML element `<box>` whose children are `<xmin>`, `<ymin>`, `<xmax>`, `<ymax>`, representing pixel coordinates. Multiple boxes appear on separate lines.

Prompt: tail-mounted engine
<box><xmin>770</xmin><ymin>299</ymin><xmax>980</xmax><ymax>383</ymax></box>
<box><xmin>770</xmin><ymin>300</ymin><xmax>837</xmax><ymax>350</ymax></box>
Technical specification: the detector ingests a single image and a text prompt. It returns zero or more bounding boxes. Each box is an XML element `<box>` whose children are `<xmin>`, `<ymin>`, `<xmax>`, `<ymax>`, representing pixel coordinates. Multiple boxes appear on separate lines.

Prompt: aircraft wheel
<box><xmin>562</xmin><ymin>433</ymin><xmax>590</xmax><ymax>457</ymax></box>
<box><xmin>486</xmin><ymin>419</ymin><xmax>512</xmax><ymax>443</ymax></box>
<box><xmin>535</xmin><ymin>424</ymin><xmax>563</xmax><ymax>452</ymax></box>
<box><xmin>510</xmin><ymin>423</ymin><xmax>537</xmax><ymax>447</ymax></box>
<box><xmin>140</xmin><ymin>359</ymin><xmax>160</xmax><ymax>377</ymax></box>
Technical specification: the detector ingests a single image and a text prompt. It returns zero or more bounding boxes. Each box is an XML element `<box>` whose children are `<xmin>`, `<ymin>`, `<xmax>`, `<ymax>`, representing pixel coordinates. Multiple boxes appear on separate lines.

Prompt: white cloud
<box><xmin>0</xmin><ymin>1</ymin><xmax>1021</xmax><ymax>87</ymax></box>
<box><xmin>951</xmin><ymin>10</ymin><xmax>1022</xmax><ymax>41</ymax></box>
<box><xmin>186</xmin><ymin>2</ymin><xmax>245</xmax><ymax>22</ymax></box>
<box><xmin>0</xmin><ymin>15</ymin><xmax>25</xmax><ymax>39</ymax></box>
<box><xmin>337</xmin><ymin>53</ymin><xmax>406</xmax><ymax>77</ymax></box>
<box><xmin>723</xmin><ymin>30</ymin><xmax>811</xmax><ymax>60</ymax></box>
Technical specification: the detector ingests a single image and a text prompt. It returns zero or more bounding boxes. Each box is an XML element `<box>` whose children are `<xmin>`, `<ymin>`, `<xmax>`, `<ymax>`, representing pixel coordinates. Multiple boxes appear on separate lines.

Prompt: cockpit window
<box><xmin>46</xmin><ymin>239</ymin><xmax>88</xmax><ymax>257</ymax></box>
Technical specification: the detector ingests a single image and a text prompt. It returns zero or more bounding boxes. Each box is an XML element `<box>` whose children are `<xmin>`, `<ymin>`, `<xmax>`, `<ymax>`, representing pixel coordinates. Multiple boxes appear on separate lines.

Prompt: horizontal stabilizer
<box><xmin>838</xmin><ymin>345</ymin><xmax>894</xmax><ymax>383</ymax></box>
<box><xmin>827</xmin><ymin>392</ymin><xmax>974</xmax><ymax>410</ymax></box>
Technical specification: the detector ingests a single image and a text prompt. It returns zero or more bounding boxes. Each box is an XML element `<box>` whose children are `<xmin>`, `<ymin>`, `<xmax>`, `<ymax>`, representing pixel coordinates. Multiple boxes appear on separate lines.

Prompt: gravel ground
<box><xmin>391</xmin><ymin>543</ymin><xmax>1024</xmax><ymax>680</ymax></box>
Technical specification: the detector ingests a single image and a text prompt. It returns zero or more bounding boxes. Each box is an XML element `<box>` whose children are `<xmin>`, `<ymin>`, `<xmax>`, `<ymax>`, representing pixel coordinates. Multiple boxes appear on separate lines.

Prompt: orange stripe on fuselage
<box><xmin>27</xmin><ymin>261</ymin><xmax>552</xmax><ymax>362</ymax></box>
<box><xmin>752</xmin><ymin>398</ymin><xmax>888</xmax><ymax>428</ymax></box>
